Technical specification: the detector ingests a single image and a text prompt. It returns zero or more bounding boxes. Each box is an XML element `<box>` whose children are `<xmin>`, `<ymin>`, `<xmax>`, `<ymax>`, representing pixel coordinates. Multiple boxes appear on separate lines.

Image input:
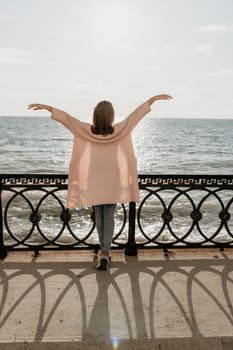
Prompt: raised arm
<box><xmin>28</xmin><ymin>103</ymin><xmax>81</xmax><ymax>135</ymax></box>
<box><xmin>120</xmin><ymin>93</ymin><xmax>173</xmax><ymax>132</ymax></box>
<box><xmin>148</xmin><ymin>94</ymin><xmax>173</xmax><ymax>105</ymax></box>
<box><xmin>28</xmin><ymin>103</ymin><xmax>53</xmax><ymax>112</ymax></box>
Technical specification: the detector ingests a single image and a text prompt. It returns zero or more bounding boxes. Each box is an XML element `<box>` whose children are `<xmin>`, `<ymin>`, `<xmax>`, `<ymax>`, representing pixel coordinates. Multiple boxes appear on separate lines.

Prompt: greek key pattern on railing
<box><xmin>138</xmin><ymin>174</ymin><xmax>233</xmax><ymax>188</ymax></box>
<box><xmin>1</xmin><ymin>174</ymin><xmax>233</xmax><ymax>257</ymax></box>
<box><xmin>1</xmin><ymin>174</ymin><xmax>68</xmax><ymax>187</ymax></box>
<box><xmin>2</xmin><ymin>174</ymin><xmax>233</xmax><ymax>188</ymax></box>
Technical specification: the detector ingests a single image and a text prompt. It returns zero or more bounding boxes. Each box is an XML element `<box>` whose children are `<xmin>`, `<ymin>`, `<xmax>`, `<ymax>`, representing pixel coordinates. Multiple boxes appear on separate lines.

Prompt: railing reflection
<box><xmin>1</xmin><ymin>174</ymin><xmax>233</xmax><ymax>258</ymax></box>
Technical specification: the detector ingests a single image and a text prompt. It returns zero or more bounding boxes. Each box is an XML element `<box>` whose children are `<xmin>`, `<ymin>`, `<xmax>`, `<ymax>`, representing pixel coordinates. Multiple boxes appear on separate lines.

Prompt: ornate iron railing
<box><xmin>1</xmin><ymin>174</ymin><xmax>233</xmax><ymax>258</ymax></box>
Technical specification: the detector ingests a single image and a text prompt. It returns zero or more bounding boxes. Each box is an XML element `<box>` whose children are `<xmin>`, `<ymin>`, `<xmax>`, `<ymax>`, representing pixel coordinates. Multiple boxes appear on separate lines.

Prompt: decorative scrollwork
<box><xmin>0</xmin><ymin>180</ymin><xmax>127</xmax><ymax>251</ymax></box>
<box><xmin>136</xmin><ymin>177</ymin><xmax>233</xmax><ymax>248</ymax></box>
<box><xmin>1</xmin><ymin>174</ymin><xmax>233</xmax><ymax>253</ymax></box>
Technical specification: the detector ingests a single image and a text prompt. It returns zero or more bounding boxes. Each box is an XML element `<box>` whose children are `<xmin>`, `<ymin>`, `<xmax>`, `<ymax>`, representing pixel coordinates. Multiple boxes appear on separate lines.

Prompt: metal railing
<box><xmin>1</xmin><ymin>174</ymin><xmax>233</xmax><ymax>258</ymax></box>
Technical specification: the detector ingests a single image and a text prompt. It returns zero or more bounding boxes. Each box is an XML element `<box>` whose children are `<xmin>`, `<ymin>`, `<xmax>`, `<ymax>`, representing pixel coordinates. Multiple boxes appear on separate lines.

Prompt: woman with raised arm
<box><xmin>28</xmin><ymin>94</ymin><xmax>172</xmax><ymax>270</ymax></box>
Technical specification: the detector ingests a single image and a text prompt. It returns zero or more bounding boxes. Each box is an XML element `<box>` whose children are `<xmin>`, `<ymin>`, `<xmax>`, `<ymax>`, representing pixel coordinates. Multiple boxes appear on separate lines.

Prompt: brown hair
<box><xmin>91</xmin><ymin>101</ymin><xmax>115</xmax><ymax>135</ymax></box>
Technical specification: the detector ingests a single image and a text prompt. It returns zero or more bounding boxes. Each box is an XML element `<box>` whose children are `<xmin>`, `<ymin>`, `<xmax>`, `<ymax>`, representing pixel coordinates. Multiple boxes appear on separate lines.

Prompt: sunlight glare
<box><xmin>112</xmin><ymin>337</ymin><xmax>120</xmax><ymax>349</ymax></box>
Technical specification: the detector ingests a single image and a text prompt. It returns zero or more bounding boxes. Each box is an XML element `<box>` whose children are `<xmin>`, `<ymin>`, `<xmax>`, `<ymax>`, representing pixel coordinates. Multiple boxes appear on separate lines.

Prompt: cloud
<box><xmin>193</xmin><ymin>43</ymin><xmax>213</xmax><ymax>55</ymax></box>
<box><xmin>0</xmin><ymin>47</ymin><xmax>37</xmax><ymax>64</ymax></box>
<box><xmin>60</xmin><ymin>31</ymin><xmax>82</xmax><ymax>40</ymax></box>
<box><xmin>196</xmin><ymin>24</ymin><xmax>233</xmax><ymax>33</ymax></box>
<box><xmin>140</xmin><ymin>64</ymin><xmax>163</xmax><ymax>72</ymax></box>
<box><xmin>214</xmin><ymin>69</ymin><xmax>233</xmax><ymax>78</ymax></box>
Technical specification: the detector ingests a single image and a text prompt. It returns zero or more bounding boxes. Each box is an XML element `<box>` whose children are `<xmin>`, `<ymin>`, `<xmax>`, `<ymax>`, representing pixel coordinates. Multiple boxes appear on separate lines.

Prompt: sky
<box><xmin>0</xmin><ymin>0</ymin><xmax>233</xmax><ymax>119</ymax></box>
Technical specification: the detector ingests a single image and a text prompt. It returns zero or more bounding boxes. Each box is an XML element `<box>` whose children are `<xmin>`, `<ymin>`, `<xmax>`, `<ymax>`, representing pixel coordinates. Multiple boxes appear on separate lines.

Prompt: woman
<box><xmin>28</xmin><ymin>94</ymin><xmax>172</xmax><ymax>270</ymax></box>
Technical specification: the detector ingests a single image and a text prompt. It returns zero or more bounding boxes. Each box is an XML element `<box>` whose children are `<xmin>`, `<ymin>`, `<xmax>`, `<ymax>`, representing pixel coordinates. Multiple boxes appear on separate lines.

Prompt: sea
<box><xmin>1</xmin><ymin>116</ymin><xmax>233</xmax><ymax>175</ymax></box>
<box><xmin>1</xmin><ymin>116</ymin><xmax>233</xmax><ymax>246</ymax></box>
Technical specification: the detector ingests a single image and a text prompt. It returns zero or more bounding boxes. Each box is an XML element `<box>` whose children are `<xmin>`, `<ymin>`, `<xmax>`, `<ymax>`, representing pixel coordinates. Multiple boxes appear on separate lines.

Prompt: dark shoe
<box><xmin>96</xmin><ymin>257</ymin><xmax>109</xmax><ymax>271</ymax></box>
<box><xmin>101</xmin><ymin>249</ymin><xmax>111</xmax><ymax>260</ymax></box>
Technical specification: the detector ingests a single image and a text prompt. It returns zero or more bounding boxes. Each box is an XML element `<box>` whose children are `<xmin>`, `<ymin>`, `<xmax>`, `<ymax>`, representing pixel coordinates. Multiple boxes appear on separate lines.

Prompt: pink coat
<box><xmin>51</xmin><ymin>101</ymin><xmax>151</xmax><ymax>207</ymax></box>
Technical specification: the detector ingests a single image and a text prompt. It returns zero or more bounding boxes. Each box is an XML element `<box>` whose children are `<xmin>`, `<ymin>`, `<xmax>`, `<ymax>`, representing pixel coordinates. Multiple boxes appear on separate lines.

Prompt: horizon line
<box><xmin>1</xmin><ymin>115</ymin><xmax>233</xmax><ymax>120</ymax></box>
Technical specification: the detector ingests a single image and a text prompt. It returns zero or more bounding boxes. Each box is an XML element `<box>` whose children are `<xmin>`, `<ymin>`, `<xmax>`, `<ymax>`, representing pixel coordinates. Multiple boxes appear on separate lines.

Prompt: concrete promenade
<box><xmin>0</xmin><ymin>249</ymin><xmax>233</xmax><ymax>349</ymax></box>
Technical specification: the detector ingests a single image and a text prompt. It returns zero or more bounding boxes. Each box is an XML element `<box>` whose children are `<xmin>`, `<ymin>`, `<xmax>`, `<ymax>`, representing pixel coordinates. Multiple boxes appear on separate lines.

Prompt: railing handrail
<box><xmin>1</xmin><ymin>173</ymin><xmax>233</xmax><ymax>188</ymax></box>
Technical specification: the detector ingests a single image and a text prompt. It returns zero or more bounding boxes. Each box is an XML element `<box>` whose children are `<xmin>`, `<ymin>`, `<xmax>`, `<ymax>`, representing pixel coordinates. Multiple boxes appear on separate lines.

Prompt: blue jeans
<box><xmin>94</xmin><ymin>204</ymin><xmax>116</xmax><ymax>252</ymax></box>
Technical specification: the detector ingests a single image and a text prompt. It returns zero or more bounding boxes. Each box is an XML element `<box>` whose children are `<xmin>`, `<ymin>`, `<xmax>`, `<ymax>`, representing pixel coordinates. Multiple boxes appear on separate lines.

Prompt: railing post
<box><xmin>0</xmin><ymin>185</ymin><xmax>7</xmax><ymax>259</ymax></box>
<box><xmin>125</xmin><ymin>201</ymin><xmax>137</xmax><ymax>256</ymax></box>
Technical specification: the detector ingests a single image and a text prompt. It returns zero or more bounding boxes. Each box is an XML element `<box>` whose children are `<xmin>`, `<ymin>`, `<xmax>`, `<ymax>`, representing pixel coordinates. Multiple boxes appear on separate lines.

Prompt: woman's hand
<box><xmin>155</xmin><ymin>94</ymin><xmax>173</xmax><ymax>101</ymax></box>
<box><xmin>28</xmin><ymin>103</ymin><xmax>53</xmax><ymax>112</ymax></box>
<box><xmin>148</xmin><ymin>94</ymin><xmax>173</xmax><ymax>105</ymax></box>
